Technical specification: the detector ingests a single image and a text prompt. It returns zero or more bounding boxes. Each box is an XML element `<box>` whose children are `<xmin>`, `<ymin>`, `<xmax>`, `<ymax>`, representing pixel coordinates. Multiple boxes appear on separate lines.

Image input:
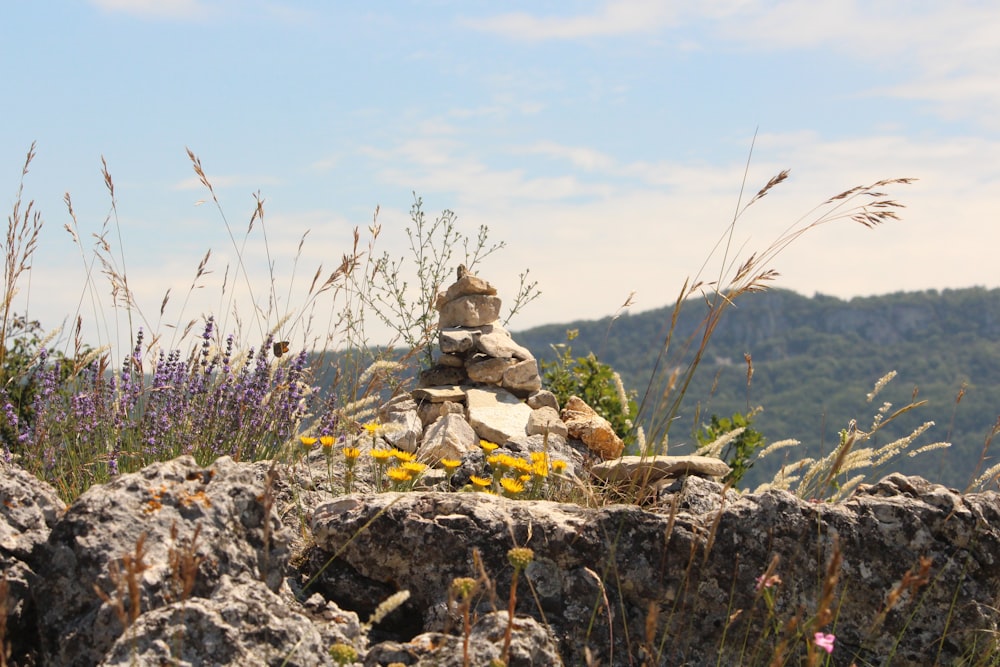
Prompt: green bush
<box><xmin>541</xmin><ymin>329</ymin><xmax>638</xmax><ymax>447</ymax></box>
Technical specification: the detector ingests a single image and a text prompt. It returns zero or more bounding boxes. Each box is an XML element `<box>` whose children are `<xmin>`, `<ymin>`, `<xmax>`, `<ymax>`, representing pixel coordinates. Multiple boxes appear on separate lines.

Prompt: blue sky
<box><xmin>2</xmin><ymin>1</ymin><xmax>999</xmax><ymax>351</ymax></box>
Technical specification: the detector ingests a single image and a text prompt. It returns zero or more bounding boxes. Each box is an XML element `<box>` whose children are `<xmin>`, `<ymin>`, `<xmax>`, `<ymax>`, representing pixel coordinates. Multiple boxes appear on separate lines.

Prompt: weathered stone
<box><xmin>1</xmin><ymin>460</ymin><xmax>66</xmax><ymax>559</ymax></box>
<box><xmin>436</xmin><ymin>273</ymin><xmax>498</xmax><ymax>306</ymax></box>
<box><xmin>411</xmin><ymin>385</ymin><xmax>466</xmax><ymax>403</ymax></box>
<box><xmin>466</xmin><ymin>355</ymin><xmax>515</xmax><ymax>384</ymax></box>
<box><xmin>34</xmin><ymin>456</ymin><xmax>292</xmax><ymax>667</ymax></box>
<box><xmin>560</xmin><ymin>395</ymin><xmax>624</xmax><ymax>459</ymax></box>
<box><xmin>418</xmin><ymin>370</ymin><xmax>460</xmax><ymax>391</ymax></box>
<box><xmin>99</xmin><ymin>576</ymin><xmax>330</xmax><ymax>667</ymax></box>
<box><xmin>381</xmin><ymin>409</ymin><xmax>423</xmax><ymax>453</ymax></box>
<box><xmin>526</xmin><ymin>389</ymin><xmax>559</xmax><ymax>411</ymax></box>
<box><xmin>476</xmin><ymin>324</ymin><xmax>534</xmax><ymax>361</ymax></box>
<box><xmin>309</xmin><ymin>479</ymin><xmax>1000</xmax><ymax>667</ymax></box>
<box><xmin>416</xmin><ymin>399</ymin><xmax>465</xmax><ymax>428</ymax></box>
<box><xmin>590</xmin><ymin>455</ymin><xmax>731</xmax><ymax>483</ymax></box>
<box><xmin>377</xmin><ymin>394</ymin><xmax>418</xmax><ymax>422</ymax></box>
<box><xmin>465</xmin><ymin>386</ymin><xmax>532</xmax><ymax>444</ymax></box>
<box><xmin>439</xmin><ymin>327</ymin><xmax>475</xmax><ymax>355</ymax></box>
<box><xmin>502</xmin><ymin>359</ymin><xmax>542</xmax><ymax>396</ymax></box>
<box><xmin>418</xmin><ymin>365</ymin><xmax>467</xmax><ymax>387</ymax></box>
<box><xmin>437</xmin><ymin>294</ymin><xmax>502</xmax><ymax>328</ymax></box>
<box><xmin>525</xmin><ymin>406</ymin><xmax>569</xmax><ymax>439</ymax></box>
<box><xmin>436</xmin><ymin>352</ymin><xmax>465</xmax><ymax>368</ymax></box>
<box><xmin>417</xmin><ymin>413</ymin><xmax>479</xmax><ymax>464</ymax></box>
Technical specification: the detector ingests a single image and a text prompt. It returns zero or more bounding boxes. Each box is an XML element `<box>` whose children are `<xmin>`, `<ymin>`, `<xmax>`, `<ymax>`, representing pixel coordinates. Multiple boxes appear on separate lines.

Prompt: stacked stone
<box><xmin>418</xmin><ymin>267</ymin><xmax>542</xmax><ymax>397</ymax></box>
<box><xmin>376</xmin><ymin>266</ymin><xmax>631</xmax><ymax>473</ymax></box>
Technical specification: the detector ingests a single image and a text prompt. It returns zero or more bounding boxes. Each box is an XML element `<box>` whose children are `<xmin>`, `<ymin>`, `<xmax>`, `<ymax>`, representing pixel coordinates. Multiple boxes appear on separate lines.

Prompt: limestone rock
<box><xmin>308</xmin><ymin>480</ymin><xmax>1000</xmax><ymax>667</ymax></box>
<box><xmin>466</xmin><ymin>355</ymin><xmax>515</xmax><ymax>384</ymax></box>
<box><xmin>381</xmin><ymin>409</ymin><xmax>423</xmax><ymax>453</ymax></box>
<box><xmin>1</xmin><ymin>460</ymin><xmax>65</xmax><ymax>559</ymax></box>
<box><xmin>411</xmin><ymin>385</ymin><xmax>466</xmax><ymax>403</ymax></box>
<box><xmin>590</xmin><ymin>455</ymin><xmax>731</xmax><ymax>483</ymax></box>
<box><xmin>416</xmin><ymin>399</ymin><xmax>464</xmax><ymax>428</ymax></box>
<box><xmin>436</xmin><ymin>273</ymin><xmax>498</xmax><ymax>306</ymax></box>
<box><xmin>439</xmin><ymin>327</ymin><xmax>475</xmax><ymax>354</ymax></box>
<box><xmin>476</xmin><ymin>324</ymin><xmax>534</xmax><ymax>361</ymax></box>
<box><xmin>560</xmin><ymin>395</ymin><xmax>624</xmax><ymax>460</ymax></box>
<box><xmin>526</xmin><ymin>406</ymin><xmax>569</xmax><ymax>439</ymax></box>
<box><xmin>436</xmin><ymin>352</ymin><xmax>465</xmax><ymax>368</ymax></box>
<box><xmin>526</xmin><ymin>389</ymin><xmax>559</xmax><ymax>411</ymax></box>
<box><xmin>417</xmin><ymin>364</ymin><xmax>467</xmax><ymax>387</ymax></box>
<box><xmin>418</xmin><ymin>413</ymin><xmax>479</xmax><ymax>463</ymax></box>
<box><xmin>501</xmin><ymin>358</ymin><xmax>542</xmax><ymax>396</ymax></box>
<box><xmin>465</xmin><ymin>386</ymin><xmax>532</xmax><ymax>444</ymax></box>
<box><xmin>99</xmin><ymin>577</ymin><xmax>330</xmax><ymax>667</ymax></box>
<box><xmin>34</xmin><ymin>456</ymin><xmax>292</xmax><ymax>666</ymax></box>
<box><xmin>437</xmin><ymin>294</ymin><xmax>502</xmax><ymax>328</ymax></box>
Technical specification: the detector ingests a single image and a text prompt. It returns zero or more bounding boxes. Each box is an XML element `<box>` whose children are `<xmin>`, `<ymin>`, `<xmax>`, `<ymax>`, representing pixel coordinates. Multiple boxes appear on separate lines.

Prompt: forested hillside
<box><xmin>514</xmin><ymin>287</ymin><xmax>1000</xmax><ymax>490</ymax></box>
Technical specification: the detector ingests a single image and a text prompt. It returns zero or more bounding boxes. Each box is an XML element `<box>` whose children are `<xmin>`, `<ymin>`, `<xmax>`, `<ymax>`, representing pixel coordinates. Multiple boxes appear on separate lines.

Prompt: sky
<box><xmin>2</xmin><ymin>1</ymin><xmax>999</xmax><ymax>354</ymax></box>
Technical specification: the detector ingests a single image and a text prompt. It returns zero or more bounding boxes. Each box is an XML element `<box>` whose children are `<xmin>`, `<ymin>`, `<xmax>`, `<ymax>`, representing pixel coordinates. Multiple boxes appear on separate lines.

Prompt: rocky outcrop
<box><xmin>5</xmin><ymin>452</ymin><xmax>999</xmax><ymax>666</ymax></box>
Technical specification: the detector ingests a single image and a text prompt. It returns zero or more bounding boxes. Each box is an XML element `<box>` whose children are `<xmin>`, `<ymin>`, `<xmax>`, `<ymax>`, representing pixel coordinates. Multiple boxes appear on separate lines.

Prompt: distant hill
<box><xmin>513</xmin><ymin>287</ymin><xmax>1000</xmax><ymax>490</ymax></box>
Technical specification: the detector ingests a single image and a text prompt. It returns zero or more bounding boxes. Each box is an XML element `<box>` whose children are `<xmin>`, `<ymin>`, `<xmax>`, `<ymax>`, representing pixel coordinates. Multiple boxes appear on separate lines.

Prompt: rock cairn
<box><xmin>374</xmin><ymin>267</ymin><xmax>628</xmax><ymax>473</ymax></box>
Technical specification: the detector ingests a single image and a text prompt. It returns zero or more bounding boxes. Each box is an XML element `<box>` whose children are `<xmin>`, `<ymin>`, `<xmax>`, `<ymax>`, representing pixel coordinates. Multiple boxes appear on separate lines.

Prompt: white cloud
<box><xmin>460</xmin><ymin>0</ymin><xmax>681</xmax><ymax>40</ymax></box>
<box><xmin>90</xmin><ymin>0</ymin><xmax>213</xmax><ymax>20</ymax></box>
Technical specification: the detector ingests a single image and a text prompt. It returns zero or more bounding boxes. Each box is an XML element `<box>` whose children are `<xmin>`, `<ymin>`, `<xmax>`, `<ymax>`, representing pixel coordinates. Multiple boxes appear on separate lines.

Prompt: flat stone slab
<box><xmin>411</xmin><ymin>386</ymin><xmax>467</xmax><ymax>403</ymax></box>
<box><xmin>465</xmin><ymin>386</ymin><xmax>532</xmax><ymax>445</ymax></box>
<box><xmin>590</xmin><ymin>455</ymin><xmax>731</xmax><ymax>483</ymax></box>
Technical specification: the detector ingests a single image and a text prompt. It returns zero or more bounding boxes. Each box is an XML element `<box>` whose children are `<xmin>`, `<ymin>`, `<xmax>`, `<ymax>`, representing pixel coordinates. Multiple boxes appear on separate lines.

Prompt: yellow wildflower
<box><xmin>391</xmin><ymin>449</ymin><xmax>416</xmax><ymax>463</ymax></box>
<box><xmin>469</xmin><ymin>475</ymin><xmax>492</xmax><ymax>489</ymax></box>
<box><xmin>440</xmin><ymin>458</ymin><xmax>461</xmax><ymax>471</ymax></box>
<box><xmin>387</xmin><ymin>467</ymin><xmax>412</xmax><ymax>482</ymax></box>
<box><xmin>551</xmin><ymin>460</ymin><xmax>568</xmax><ymax>473</ymax></box>
<box><xmin>342</xmin><ymin>447</ymin><xmax>361</xmax><ymax>462</ymax></box>
<box><xmin>401</xmin><ymin>461</ymin><xmax>428</xmax><ymax>475</ymax></box>
<box><xmin>500</xmin><ymin>477</ymin><xmax>525</xmax><ymax>496</ymax></box>
<box><xmin>299</xmin><ymin>436</ymin><xmax>318</xmax><ymax>447</ymax></box>
<box><xmin>479</xmin><ymin>440</ymin><xmax>499</xmax><ymax>453</ymax></box>
<box><xmin>370</xmin><ymin>448</ymin><xmax>392</xmax><ymax>462</ymax></box>
<box><xmin>320</xmin><ymin>435</ymin><xmax>336</xmax><ymax>448</ymax></box>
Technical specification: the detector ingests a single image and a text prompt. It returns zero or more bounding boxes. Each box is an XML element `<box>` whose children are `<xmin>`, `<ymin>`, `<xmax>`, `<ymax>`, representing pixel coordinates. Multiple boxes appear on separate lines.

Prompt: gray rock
<box><xmin>99</xmin><ymin>576</ymin><xmax>331</xmax><ymax>667</ymax></box>
<box><xmin>525</xmin><ymin>406</ymin><xmax>569</xmax><ymax>439</ymax></box>
<box><xmin>438</xmin><ymin>327</ymin><xmax>475</xmax><ymax>355</ymax></box>
<box><xmin>307</xmin><ymin>480</ymin><xmax>1000</xmax><ymax>666</ymax></box>
<box><xmin>501</xmin><ymin>358</ymin><xmax>542</xmax><ymax>396</ymax></box>
<box><xmin>417</xmin><ymin>365</ymin><xmax>467</xmax><ymax>388</ymax></box>
<box><xmin>436</xmin><ymin>352</ymin><xmax>465</xmax><ymax>368</ymax></box>
<box><xmin>34</xmin><ymin>456</ymin><xmax>292</xmax><ymax>666</ymax></box>
<box><xmin>0</xmin><ymin>460</ymin><xmax>66</xmax><ymax>559</ymax></box>
<box><xmin>476</xmin><ymin>324</ymin><xmax>534</xmax><ymax>361</ymax></box>
<box><xmin>381</xmin><ymin>409</ymin><xmax>423</xmax><ymax>453</ymax></box>
<box><xmin>435</xmin><ymin>273</ymin><xmax>498</xmax><ymax>305</ymax></box>
<box><xmin>465</xmin><ymin>386</ymin><xmax>532</xmax><ymax>445</ymax></box>
<box><xmin>437</xmin><ymin>295</ymin><xmax>502</xmax><ymax>328</ymax></box>
<box><xmin>526</xmin><ymin>389</ymin><xmax>559</xmax><ymax>411</ymax></box>
<box><xmin>418</xmin><ymin>414</ymin><xmax>479</xmax><ymax>464</ymax></box>
<box><xmin>466</xmin><ymin>355</ymin><xmax>515</xmax><ymax>384</ymax></box>
<box><xmin>411</xmin><ymin>385</ymin><xmax>466</xmax><ymax>403</ymax></box>
<box><xmin>590</xmin><ymin>454</ymin><xmax>731</xmax><ymax>483</ymax></box>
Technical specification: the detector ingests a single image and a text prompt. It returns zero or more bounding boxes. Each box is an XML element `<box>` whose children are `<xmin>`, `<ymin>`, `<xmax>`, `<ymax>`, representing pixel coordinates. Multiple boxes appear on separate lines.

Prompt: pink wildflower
<box><xmin>814</xmin><ymin>632</ymin><xmax>835</xmax><ymax>654</ymax></box>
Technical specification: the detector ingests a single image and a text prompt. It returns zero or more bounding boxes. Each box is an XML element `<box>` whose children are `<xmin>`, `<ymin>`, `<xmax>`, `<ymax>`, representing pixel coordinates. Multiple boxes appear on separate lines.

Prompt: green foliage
<box><xmin>541</xmin><ymin>330</ymin><xmax>638</xmax><ymax>446</ymax></box>
<box><xmin>695</xmin><ymin>410</ymin><xmax>766</xmax><ymax>487</ymax></box>
<box><xmin>516</xmin><ymin>287</ymin><xmax>1000</xmax><ymax>490</ymax></box>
